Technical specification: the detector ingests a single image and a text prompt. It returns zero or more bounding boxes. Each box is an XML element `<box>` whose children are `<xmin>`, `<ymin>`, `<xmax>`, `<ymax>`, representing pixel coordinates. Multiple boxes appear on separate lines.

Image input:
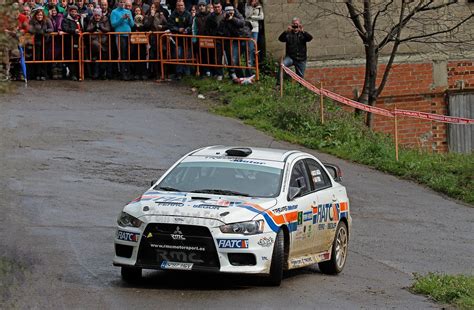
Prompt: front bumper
<box><xmin>113</xmin><ymin>223</ymin><xmax>276</xmax><ymax>274</ymax></box>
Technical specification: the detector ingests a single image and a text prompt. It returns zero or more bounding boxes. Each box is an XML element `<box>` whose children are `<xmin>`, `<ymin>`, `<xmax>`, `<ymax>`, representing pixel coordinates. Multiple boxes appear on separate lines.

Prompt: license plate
<box><xmin>160</xmin><ymin>261</ymin><xmax>193</xmax><ymax>270</ymax></box>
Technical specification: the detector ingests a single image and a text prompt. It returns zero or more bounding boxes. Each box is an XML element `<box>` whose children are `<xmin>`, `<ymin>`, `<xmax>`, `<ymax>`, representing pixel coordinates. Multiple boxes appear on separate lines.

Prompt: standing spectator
<box><xmin>192</xmin><ymin>0</ymin><xmax>209</xmax><ymax>76</ymax></box>
<box><xmin>205</xmin><ymin>1</ymin><xmax>225</xmax><ymax>80</ymax></box>
<box><xmin>100</xmin><ymin>0</ymin><xmax>111</xmax><ymax>16</ymax></box>
<box><xmin>62</xmin><ymin>5</ymin><xmax>84</xmax><ymax>80</ymax></box>
<box><xmin>29</xmin><ymin>8</ymin><xmax>53</xmax><ymax>80</ymax></box>
<box><xmin>217</xmin><ymin>5</ymin><xmax>244</xmax><ymax>80</ymax></box>
<box><xmin>144</xmin><ymin>2</ymin><xmax>167</xmax><ymax>78</ymax></box>
<box><xmin>58</xmin><ymin>0</ymin><xmax>68</xmax><ymax>14</ymax></box>
<box><xmin>110</xmin><ymin>0</ymin><xmax>134</xmax><ymax>80</ymax></box>
<box><xmin>77</xmin><ymin>0</ymin><xmax>89</xmax><ymax>17</ymax></box>
<box><xmin>133</xmin><ymin>0</ymin><xmax>149</xmax><ymax>15</ymax></box>
<box><xmin>130</xmin><ymin>6</ymin><xmax>148</xmax><ymax>80</ymax></box>
<box><xmin>18</xmin><ymin>5</ymin><xmax>31</xmax><ymax>33</ymax></box>
<box><xmin>206</xmin><ymin>2</ymin><xmax>213</xmax><ymax>13</ymax></box>
<box><xmin>244</xmin><ymin>0</ymin><xmax>262</xmax><ymax>72</ymax></box>
<box><xmin>167</xmin><ymin>0</ymin><xmax>192</xmax><ymax>80</ymax></box>
<box><xmin>86</xmin><ymin>7</ymin><xmax>111</xmax><ymax>79</ymax></box>
<box><xmin>48</xmin><ymin>4</ymin><xmax>64</xmax><ymax>79</ymax></box>
<box><xmin>43</xmin><ymin>0</ymin><xmax>58</xmax><ymax>16</ymax></box>
<box><xmin>276</xmin><ymin>17</ymin><xmax>312</xmax><ymax>84</ymax></box>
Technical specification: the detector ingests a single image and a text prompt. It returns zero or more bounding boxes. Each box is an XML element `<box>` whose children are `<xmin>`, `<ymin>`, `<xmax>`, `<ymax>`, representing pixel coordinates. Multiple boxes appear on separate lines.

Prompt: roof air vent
<box><xmin>225</xmin><ymin>148</ymin><xmax>252</xmax><ymax>157</ymax></box>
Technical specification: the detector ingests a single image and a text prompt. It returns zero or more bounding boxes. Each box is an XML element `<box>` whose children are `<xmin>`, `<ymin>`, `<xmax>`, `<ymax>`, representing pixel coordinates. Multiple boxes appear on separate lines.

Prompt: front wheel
<box><xmin>318</xmin><ymin>221</ymin><xmax>348</xmax><ymax>274</ymax></box>
<box><xmin>265</xmin><ymin>229</ymin><xmax>285</xmax><ymax>286</ymax></box>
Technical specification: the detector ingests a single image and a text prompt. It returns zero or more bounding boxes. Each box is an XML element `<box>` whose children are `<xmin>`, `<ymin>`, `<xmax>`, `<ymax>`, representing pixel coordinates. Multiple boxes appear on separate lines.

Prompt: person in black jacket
<box><xmin>277</xmin><ymin>17</ymin><xmax>312</xmax><ymax>84</ymax></box>
<box><xmin>62</xmin><ymin>5</ymin><xmax>84</xmax><ymax>80</ymax></box>
<box><xmin>167</xmin><ymin>1</ymin><xmax>192</xmax><ymax>80</ymax></box>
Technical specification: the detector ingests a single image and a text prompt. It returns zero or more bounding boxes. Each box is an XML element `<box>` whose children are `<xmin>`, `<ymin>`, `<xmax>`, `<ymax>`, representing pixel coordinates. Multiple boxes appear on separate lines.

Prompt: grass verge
<box><xmin>187</xmin><ymin>74</ymin><xmax>474</xmax><ymax>205</ymax></box>
<box><xmin>411</xmin><ymin>273</ymin><xmax>474</xmax><ymax>309</ymax></box>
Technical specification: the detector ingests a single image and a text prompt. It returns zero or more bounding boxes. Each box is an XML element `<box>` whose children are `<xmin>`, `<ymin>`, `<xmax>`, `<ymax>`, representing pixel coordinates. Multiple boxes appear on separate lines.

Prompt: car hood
<box><xmin>123</xmin><ymin>190</ymin><xmax>278</xmax><ymax>225</ymax></box>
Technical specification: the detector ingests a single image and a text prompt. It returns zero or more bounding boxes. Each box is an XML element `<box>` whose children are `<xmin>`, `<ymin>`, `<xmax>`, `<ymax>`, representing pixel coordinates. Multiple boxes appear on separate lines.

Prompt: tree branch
<box><xmin>376</xmin><ymin>1</ymin><xmax>406</xmax><ymax>98</ymax></box>
<box><xmin>346</xmin><ymin>0</ymin><xmax>367</xmax><ymax>42</ymax></box>
<box><xmin>399</xmin><ymin>14</ymin><xmax>474</xmax><ymax>43</ymax></box>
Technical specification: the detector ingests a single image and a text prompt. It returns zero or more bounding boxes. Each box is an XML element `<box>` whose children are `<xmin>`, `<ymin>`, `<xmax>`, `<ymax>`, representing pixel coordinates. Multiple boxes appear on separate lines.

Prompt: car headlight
<box><xmin>219</xmin><ymin>220</ymin><xmax>265</xmax><ymax>235</ymax></box>
<box><xmin>117</xmin><ymin>212</ymin><xmax>143</xmax><ymax>228</ymax></box>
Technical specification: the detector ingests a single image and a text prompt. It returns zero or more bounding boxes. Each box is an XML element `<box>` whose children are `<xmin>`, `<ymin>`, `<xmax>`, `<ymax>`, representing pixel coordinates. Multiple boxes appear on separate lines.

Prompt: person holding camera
<box><xmin>276</xmin><ymin>17</ymin><xmax>312</xmax><ymax>84</ymax></box>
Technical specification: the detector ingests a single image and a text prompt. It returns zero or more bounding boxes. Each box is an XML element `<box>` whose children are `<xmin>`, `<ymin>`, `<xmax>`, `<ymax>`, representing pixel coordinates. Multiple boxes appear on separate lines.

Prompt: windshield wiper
<box><xmin>156</xmin><ymin>186</ymin><xmax>182</xmax><ymax>192</ymax></box>
<box><xmin>190</xmin><ymin>189</ymin><xmax>249</xmax><ymax>197</ymax></box>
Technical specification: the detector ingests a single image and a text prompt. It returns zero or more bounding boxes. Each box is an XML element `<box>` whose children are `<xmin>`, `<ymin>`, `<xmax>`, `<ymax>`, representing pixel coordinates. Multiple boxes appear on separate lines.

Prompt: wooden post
<box><xmin>320</xmin><ymin>81</ymin><xmax>324</xmax><ymax>124</ymax></box>
<box><xmin>394</xmin><ymin>107</ymin><xmax>399</xmax><ymax>161</ymax></box>
<box><xmin>280</xmin><ymin>57</ymin><xmax>284</xmax><ymax>97</ymax></box>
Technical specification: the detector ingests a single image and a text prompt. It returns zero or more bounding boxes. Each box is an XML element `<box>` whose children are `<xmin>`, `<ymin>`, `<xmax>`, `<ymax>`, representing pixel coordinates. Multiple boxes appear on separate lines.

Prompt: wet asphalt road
<box><xmin>0</xmin><ymin>81</ymin><xmax>472</xmax><ymax>309</ymax></box>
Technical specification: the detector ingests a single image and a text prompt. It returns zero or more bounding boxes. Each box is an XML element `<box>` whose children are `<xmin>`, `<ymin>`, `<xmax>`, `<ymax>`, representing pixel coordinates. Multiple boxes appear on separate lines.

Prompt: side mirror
<box><xmin>288</xmin><ymin>186</ymin><xmax>302</xmax><ymax>201</ymax></box>
<box><xmin>323</xmin><ymin>163</ymin><xmax>343</xmax><ymax>182</ymax></box>
<box><xmin>150</xmin><ymin>179</ymin><xmax>158</xmax><ymax>187</ymax></box>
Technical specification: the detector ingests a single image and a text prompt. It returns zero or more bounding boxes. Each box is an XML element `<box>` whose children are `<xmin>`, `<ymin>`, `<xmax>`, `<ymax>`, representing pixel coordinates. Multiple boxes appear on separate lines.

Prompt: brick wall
<box><xmin>302</xmin><ymin>61</ymin><xmax>466</xmax><ymax>153</ymax></box>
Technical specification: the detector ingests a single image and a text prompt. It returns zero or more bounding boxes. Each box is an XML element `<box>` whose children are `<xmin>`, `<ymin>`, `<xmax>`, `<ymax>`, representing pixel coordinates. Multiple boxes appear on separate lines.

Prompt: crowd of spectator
<box><xmin>6</xmin><ymin>0</ymin><xmax>265</xmax><ymax>81</ymax></box>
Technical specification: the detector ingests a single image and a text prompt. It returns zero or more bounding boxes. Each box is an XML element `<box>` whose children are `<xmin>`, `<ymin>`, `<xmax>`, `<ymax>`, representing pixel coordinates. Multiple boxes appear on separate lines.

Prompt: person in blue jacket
<box><xmin>110</xmin><ymin>0</ymin><xmax>134</xmax><ymax>80</ymax></box>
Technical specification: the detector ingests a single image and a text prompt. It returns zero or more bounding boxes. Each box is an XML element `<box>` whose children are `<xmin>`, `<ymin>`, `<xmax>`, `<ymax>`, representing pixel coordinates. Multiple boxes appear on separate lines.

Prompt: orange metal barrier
<box><xmin>22</xmin><ymin>32</ymin><xmax>259</xmax><ymax>81</ymax></box>
<box><xmin>160</xmin><ymin>33</ymin><xmax>259</xmax><ymax>80</ymax></box>
<box><xmin>22</xmin><ymin>32</ymin><xmax>83</xmax><ymax>79</ymax></box>
<box><xmin>80</xmin><ymin>31</ymin><xmax>165</xmax><ymax>80</ymax></box>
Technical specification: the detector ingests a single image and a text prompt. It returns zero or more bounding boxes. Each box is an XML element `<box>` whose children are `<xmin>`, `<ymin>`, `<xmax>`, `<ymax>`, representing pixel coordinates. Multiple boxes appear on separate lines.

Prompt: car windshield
<box><xmin>155</xmin><ymin>160</ymin><xmax>283</xmax><ymax>198</ymax></box>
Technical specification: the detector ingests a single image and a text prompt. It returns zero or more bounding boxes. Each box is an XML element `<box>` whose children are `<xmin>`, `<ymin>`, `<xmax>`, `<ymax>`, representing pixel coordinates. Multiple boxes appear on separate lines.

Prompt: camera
<box><xmin>292</xmin><ymin>25</ymin><xmax>298</xmax><ymax>29</ymax></box>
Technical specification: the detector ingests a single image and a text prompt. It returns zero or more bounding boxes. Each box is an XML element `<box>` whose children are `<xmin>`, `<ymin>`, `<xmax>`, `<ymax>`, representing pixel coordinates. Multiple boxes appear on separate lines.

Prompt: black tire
<box><xmin>318</xmin><ymin>221</ymin><xmax>348</xmax><ymax>275</ymax></box>
<box><xmin>121</xmin><ymin>266</ymin><xmax>142</xmax><ymax>283</ymax></box>
<box><xmin>266</xmin><ymin>229</ymin><xmax>285</xmax><ymax>286</ymax></box>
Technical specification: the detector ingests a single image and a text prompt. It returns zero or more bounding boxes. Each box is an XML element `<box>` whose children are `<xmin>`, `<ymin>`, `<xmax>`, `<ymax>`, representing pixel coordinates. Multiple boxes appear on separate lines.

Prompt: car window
<box><xmin>305</xmin><ymin>159</ymin><xmax>331</xmax><ymax>190</ymax></box>
<box><xmin>156</xmin><ymin>161</ymin><xmax>282</xmax><ymax>198</ymax></box>
<box><xmin>289</xmin><ymin>160</ymin><xmax>311</xmax><ymax>196</ymax></box>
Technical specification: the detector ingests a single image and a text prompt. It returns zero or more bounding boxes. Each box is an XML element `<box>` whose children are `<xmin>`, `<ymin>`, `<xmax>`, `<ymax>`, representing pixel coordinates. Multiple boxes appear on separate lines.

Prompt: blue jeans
<box><xmin>248</xmin><ymin>32</ymin><xmax>258</xmax><ymax>68</ymax></box>
<box><xmin>276</xmin><ymin>56</ymin><xmax>307</xmax><ymax>84</ymax></box>
<box><xmin>172</xmin><ymin>39</ymin><xmax>191</xmax><ymax>76</ymax></box>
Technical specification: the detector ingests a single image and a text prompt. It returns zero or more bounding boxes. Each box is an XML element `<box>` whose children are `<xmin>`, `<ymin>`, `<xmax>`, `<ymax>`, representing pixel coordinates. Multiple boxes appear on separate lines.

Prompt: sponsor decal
<box><xmin>156</xmin><ymin>250</ymin><xmax>204</xmax><ymax>263</ymax></box>
<box><xmin>193</xmin><ymin>204</ymin><xmax>221</xmax><ymax>210</ymax></box>
<box><xmin>217</xmin><ymin>239</ymin><xmax>249</xmax><ymax>249</ymax></box>
<box><xmin>257</xmin><ymin>236</ymin><xmax>274</xmax><ymax>247</ymax></box>
<box><xmin>171</xmin><ymin>226</ymin><xmax>186</xmax><ymax>240</ymax></box>
<box><xmin>272</xmin><ymin>204</ymin><xmax>298</xmax><ymax>214</ymax></box>
<box><xmin>318</xmin><ymin>223</ymin><xmax>325</xmax><ymax>230</ymax></box>
<box><xmin>261</xmin><ymin>256</ymin><xmax>269</xmax><ymax>261</ymax></box>
<box><xmin>303</xmin><ymin>211</ymin><xmax>312</xmax><ymax>222</ymax></box>
<box><xmin>160</xmin><ymin>261</ymin><xmax>193</xmax><ymax>270</ymax></box>
<box><xmin>151</xmin><ymin>244</ymin><xmax>205</xmax><ymax>252</ymax></box>
<box><xmin>154</xmin><ymin>202</ymin><xmax>184</xmax><ymax>207</ymax></box>
<box><xmin>297</xmin><ymin>211</ymin><xmax>303</xmax><ymax>225</ymax></box>
<box><xmin>290</xmin><ymin>256</ymin><xmax>314</xmax><ymax>268</ymax></box>
<box><xmin>229</xmin><ymin>159</ymin><xmax>265</xmax><ymax>165</ymax></box>
<box><xmin>117</xmin><ymin>230</ymin><xmax>140</xmax><ymax>242</ymax></box>
<box><xmin>327</xmin><ymin>223</ymin><xmax>337</xmax><ymax>229</ymax></box>
<box><xmin>146</xmin><ymin>232</ymin><xmax>153</xmax><ymax>238</ymax></box>
<box><xmin>154</xmin><ymin>196</ymin><xmax>187</xmax><ymax>203</ymax></box>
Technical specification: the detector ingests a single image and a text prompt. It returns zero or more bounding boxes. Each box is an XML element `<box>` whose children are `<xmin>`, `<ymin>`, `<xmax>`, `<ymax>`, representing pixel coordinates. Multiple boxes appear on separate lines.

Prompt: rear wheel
<box><xmin>318</xmin><ymin>221</ymin><xmax>348</xmax><ymax>274</ymax></box>
<box><xmin>121</xmin><ymin>266</ymin><xmax>142</xmax><ymax>283</ymax></box>
<box><xmin>266</xmin><ymin>229</ymin><xmax>285</xmax><ymax>286</ymax></box>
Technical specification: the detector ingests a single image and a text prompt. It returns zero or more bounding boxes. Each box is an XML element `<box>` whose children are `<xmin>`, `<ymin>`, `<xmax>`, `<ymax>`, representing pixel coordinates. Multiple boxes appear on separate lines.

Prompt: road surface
<box><xmin>1</xmin><ymin>81</ymin><xmax>472</xmax><ymax>309</ymax></box>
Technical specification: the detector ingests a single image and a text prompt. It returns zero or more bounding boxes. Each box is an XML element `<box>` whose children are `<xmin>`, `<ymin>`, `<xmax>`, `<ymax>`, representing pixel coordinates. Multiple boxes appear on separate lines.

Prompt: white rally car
<box><xmin>113</xmin><ymin>146</ymin><xmax>351</xmax><ymax>286</ymax></box>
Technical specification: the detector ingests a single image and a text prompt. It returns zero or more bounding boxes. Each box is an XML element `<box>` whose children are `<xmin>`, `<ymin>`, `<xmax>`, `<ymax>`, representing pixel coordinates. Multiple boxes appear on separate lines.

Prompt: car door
<box><xmin>305</xmin><ymin>158</ymin><xmax>338</xmax><ymax>252</ymax></box>
<box><xmin>287</xmin><ymin>159</ymin><xmax>317</xmax><ymax>258</ymax></box>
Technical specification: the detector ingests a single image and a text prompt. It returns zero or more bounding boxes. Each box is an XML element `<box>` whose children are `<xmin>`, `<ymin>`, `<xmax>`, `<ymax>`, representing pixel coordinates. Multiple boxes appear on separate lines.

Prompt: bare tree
<box><xmin>301</xmin><ymin>0</ymin><xmax>474</xmax><ymax>127</ymax></box>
